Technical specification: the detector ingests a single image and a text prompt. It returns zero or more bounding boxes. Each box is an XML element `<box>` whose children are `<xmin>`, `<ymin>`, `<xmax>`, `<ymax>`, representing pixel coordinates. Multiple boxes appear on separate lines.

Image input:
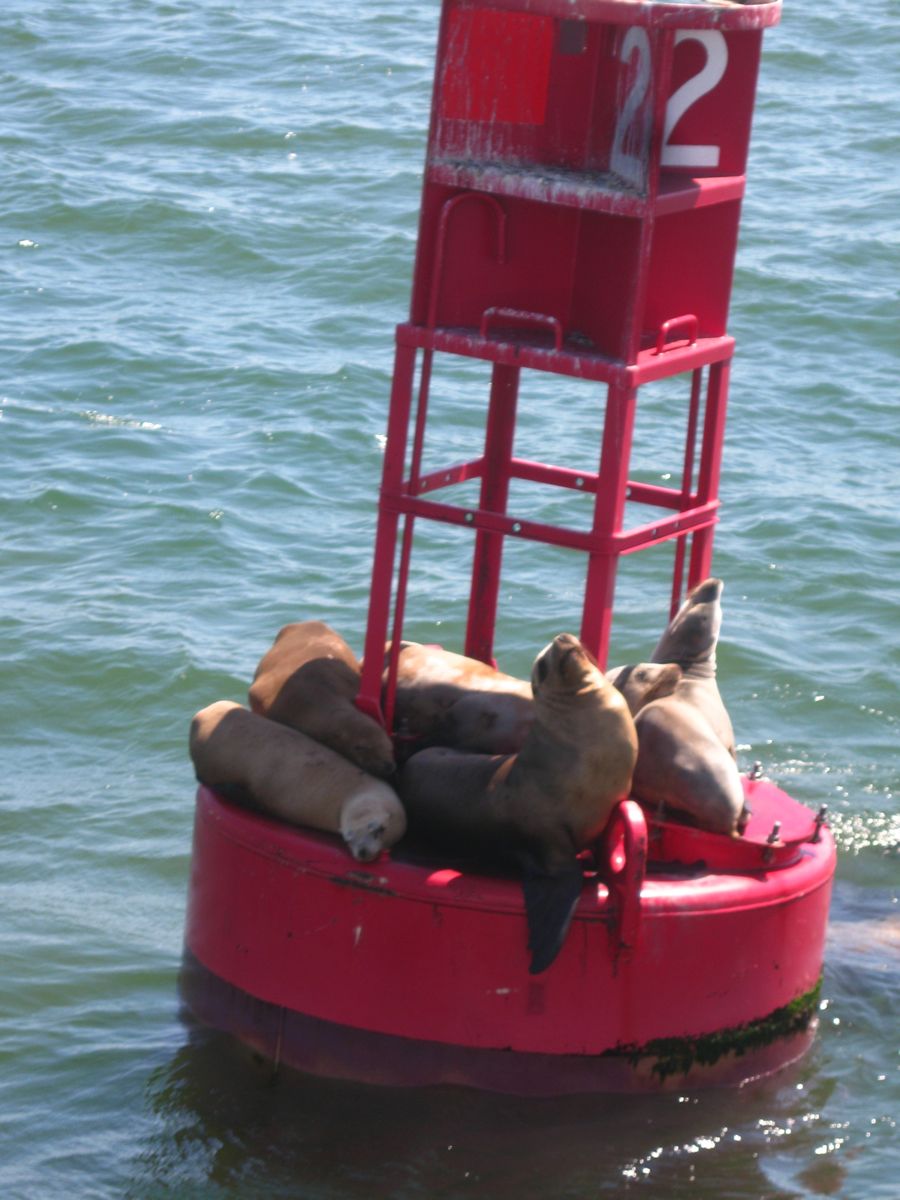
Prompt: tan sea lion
<box><xmin>398</xmin><ymin>634</ymin><xmax>638</xmax><ymax>973</ymax></box>
<box><xmin>190</xmin><ymin>700</ymin><xmax>406</xmax><ymax>862</ymax></box>
<box><xmin>390</xmin><ymin>641</ymin><xmax>534</xmax><ymax>754</ymax></box>
<box><xmin>606</xmin><ymin>661</ymin><xmax>684</xmax><ymax>716</ymax></box>
<box><xmin>249</xmin><ymin>620</ymin><xmax>395</xmax><ymax>778</ymax></box>
<box><xmin>628</xmin><ymin>697</ymin><xmax>746</xmax><ymax>835</ymax></box>
<box><xmin>650</xmin><ymin>577</ymin><xmax>736</xmax><ymax>757</ymax></box>
<box><xmin>607</xmin><ymin>639</ymin><xmax>744</xmax><ymax>833</ymax></box>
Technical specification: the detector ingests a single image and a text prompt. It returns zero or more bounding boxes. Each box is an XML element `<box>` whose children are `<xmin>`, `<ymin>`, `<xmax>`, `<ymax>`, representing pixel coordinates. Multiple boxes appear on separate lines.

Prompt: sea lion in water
<box><xmin>249</xmin><ymin>620</ymin><xmax>395</xmax><ymax>778</ymax></box>
<box><xmin>390</xmin><ymin>641</ymin><xmax>534</xmax><ymax>754</ymax></box>
<box><xmin>190</xmin><ymin>700</ymin><xmax>406</xmax><ymax>862</ymax></box>
<box><xmin>650</xmin><ymin>577</ymin><xmax>735</xmax><ymax>758</ymax></box>
<box><xmin>398</xmin><ymin>634</ymin><xmax>638</xmax><ymax>973</ymax></box>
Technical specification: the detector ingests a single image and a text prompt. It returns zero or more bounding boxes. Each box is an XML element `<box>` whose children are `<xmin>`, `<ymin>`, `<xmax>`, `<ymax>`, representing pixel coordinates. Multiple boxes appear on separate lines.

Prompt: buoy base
<box><xmin>179</xmin><ymin>949</ymin><xmax>818</xmax><ymax>1097</ymax></box>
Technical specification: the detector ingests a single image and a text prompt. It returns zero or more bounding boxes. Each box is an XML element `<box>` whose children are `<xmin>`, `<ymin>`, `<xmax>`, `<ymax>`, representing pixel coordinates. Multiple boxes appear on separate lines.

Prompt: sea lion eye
<box><xmin>534</xmin><ymin>655</ymin><xmax>549</xmax><ymax>685</ymax></box>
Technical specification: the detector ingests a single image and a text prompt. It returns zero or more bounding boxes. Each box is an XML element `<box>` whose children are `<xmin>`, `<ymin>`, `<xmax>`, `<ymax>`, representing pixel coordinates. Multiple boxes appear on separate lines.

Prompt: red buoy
<box><xmin>183</xmin><ymin>775</ymin><xmax>833</xmax><ymax>1093</ymax></box>
<box><xmin>182</xmin><ymin>0</ymin><xmax>836</xmax><ymax>1092</ymax></box>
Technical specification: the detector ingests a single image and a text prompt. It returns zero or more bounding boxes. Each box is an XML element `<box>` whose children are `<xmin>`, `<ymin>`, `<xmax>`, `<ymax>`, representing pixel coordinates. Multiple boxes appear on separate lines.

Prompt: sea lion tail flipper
<box><xmin>522</xmin><ymin>863</ymin><xmax>584</xmax><ymax>976</ymax></box>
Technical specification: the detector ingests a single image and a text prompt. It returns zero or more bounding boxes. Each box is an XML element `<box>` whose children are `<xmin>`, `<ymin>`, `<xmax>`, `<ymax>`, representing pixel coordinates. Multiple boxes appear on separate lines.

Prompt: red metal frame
<box><xmin>359</xmin><ymin>1</ymin><xmax>779</xmax><ymax>723</ymax></box>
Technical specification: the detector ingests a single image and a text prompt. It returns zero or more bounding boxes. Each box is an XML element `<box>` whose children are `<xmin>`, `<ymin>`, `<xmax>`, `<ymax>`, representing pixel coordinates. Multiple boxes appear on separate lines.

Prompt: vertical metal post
<box><xmin>464</xmin><ymin>363</ymin><xmax>520</xmax><ymax>665</ymax></box>
<box><xmin>382</xmin><ymin>348</ymin><xmax>436</xmax><ymax>729</ymax></box>
<box><xmin>671</xmin><ymin>366</ymin><xmax>703</xmax><ymax>616</ymax></box>
<box><xmin>581</xmin><ymin>379</ymin><xmax>638</xmax><ymax>668</ymax></box>
<box><xmin>688</xmin><ymin>357</ymin><xmax>730</xmax><ymax>586</ymax></box>
<box><xmin>357</xmin><ymin>341</ymin><xmax>418</xmax><ymax>724</ymax></box>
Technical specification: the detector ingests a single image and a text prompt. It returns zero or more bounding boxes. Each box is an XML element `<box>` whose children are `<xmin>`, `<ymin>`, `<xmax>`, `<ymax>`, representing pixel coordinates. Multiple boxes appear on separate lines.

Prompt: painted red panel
<box><xmin>440</xmin><ymin>8</ymin><xmax>554</xmax><ymax>125</ymax></box>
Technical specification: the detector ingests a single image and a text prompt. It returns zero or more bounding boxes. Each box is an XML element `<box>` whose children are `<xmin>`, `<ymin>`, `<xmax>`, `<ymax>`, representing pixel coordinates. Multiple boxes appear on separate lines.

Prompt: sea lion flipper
<box><xmin>522</xmin><ymin>862</ymin><xmax>584</xmax><ymax>975</ymax></box>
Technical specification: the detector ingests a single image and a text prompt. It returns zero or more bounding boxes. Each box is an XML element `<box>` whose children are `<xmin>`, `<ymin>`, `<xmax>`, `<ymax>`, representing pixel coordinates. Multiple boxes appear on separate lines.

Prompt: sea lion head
<box><xmin>340</xmin><ymin>782</ymin><xmax>407</xmax><ymax>862</ymax></box>
<box><xmin>531</xmin><ymin>632</ymin><xmax>602</xmax><ymax>702</ymax></box>
<box><xmin>606</xmin><ymin>661</ymin><xmax>683</xmax><ymax>716</ymax></box>
<box><xmin>651</xmin><ymin>578</ymin><xmax>723</xmax><ymax>669</ymax></box>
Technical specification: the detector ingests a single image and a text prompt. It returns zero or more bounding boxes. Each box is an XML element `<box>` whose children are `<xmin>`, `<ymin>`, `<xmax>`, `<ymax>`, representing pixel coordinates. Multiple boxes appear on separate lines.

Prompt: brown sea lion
<box><xmin>249</xmin><ymin>620</ymin><xmax>395</xmax><ymax>778</ymax></box>
<box><xmin>398</xmin><ymin>634</ymin><xmax>638</xmax><ymax>973</ymax></box>
<box><xmin>390</xmin><ymin>641</ymin><xmax>534</xmax><ymax>754</ymax></box>
<box><xmin>650</xmin><ymin>577</ymin><xmax>736</xmax><ymax>757</ymax></box>
<box><xmin>190</xmin><ymin>700</ymin><xmax>406</xmax><ymax>862</ymax></box>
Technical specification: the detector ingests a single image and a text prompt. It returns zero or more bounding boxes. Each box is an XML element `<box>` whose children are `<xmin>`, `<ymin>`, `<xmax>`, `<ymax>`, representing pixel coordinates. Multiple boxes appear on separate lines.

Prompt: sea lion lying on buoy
<box><xmin>605</xmin><ymin>577</ymin><xmax>741</xmax><ymax>832</ymax></box>
<box><xmin>650</xmin><ymin>577</ymin><xmax>735</xmax><ymax>758</ymax></box>
<box><xmin>249</xmin><ymin>620</ymin><xmax>395</xmax><ymax>778</ymax></box>
<box><xmin>389</xmin><ymin>641</ymin><xmax>534</xmax><ymax>754</ymax></box>
<box><xmin>190</xmin><ymin>700</ymin><xmax>406</xmax><ymax>862</ymax></box>
<box><xmin>398</xmin><ymin>634</ymin><xmax>638</xmax><ymax>973</ymax></box>
<box><xmin>626</xmin><ymin>695</ymin><xmax>747</xmax><ymax>835</ymax></box>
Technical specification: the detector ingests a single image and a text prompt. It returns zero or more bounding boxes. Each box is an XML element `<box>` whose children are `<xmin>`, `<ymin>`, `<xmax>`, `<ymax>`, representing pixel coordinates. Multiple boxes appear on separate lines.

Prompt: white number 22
<box><xmin>611</xmin><ymin>28</ymin><xmax>729</xmax><ymax>178</ymax></box>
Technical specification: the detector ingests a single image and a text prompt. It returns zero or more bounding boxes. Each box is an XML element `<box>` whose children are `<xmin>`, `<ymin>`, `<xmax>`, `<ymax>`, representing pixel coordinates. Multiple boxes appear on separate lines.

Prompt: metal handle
<box><xmin>480</xmin><ymin>307</ymin><xmax>563</xmax><ymax>351</ymax></box>
<box><xmin>654</xmin><ymin>313</ymin><xmax>699</xmax><ymax>355</ymax></box>
<box><xmin>601</xmin><ymin>799</ymin><xmax>647</xmax><ymax>958</ymax></box>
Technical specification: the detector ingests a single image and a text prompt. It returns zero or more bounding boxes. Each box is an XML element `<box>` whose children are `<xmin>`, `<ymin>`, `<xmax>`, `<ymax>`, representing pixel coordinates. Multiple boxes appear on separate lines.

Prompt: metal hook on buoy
<box><xmin>766</xmin><ymin>821</ymin><xmax>782</xmax><ymax>845</ymax></box>
<box><xmin>749</xmin><ymin>761</ymin><xmax>763</xmax><ymax>781</ymax></box>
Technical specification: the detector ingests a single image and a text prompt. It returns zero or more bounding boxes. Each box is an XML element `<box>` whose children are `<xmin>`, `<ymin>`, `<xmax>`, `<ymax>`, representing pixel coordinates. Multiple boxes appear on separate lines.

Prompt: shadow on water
<box><xmin>131</xmin><ymin>1006</ymin><xmax>832</xmax><ymax>1200</ymax></box>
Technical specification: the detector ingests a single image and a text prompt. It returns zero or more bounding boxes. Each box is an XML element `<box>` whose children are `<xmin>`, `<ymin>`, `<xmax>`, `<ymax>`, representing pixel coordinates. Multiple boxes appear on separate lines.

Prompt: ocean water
<box><xmin>1</xmin><ymin>1</ymin><xmax>897</xmax><ymax>1197</ymax></box>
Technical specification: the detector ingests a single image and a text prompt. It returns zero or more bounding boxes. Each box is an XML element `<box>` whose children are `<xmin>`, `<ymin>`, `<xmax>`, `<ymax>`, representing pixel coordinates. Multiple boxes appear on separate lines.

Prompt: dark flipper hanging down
<box><xmin>522</xmin><ymin>861</ymin><xmax>586</xmax><ymax>975</ymax></box>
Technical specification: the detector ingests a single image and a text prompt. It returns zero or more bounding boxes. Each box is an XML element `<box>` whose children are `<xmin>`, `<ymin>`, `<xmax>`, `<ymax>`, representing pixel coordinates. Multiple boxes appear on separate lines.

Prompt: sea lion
<box><xmin>650</xmin><ymin>577</ymin><xmax>735</xmax><ymax>757</ymax></box>
<box><xmin>390</xmin><ymin>641</ymin><xmax>534</xmax><ymax>754</ymax></box>
<box><xmin>190</xmin><ymin>700</ymin><xmax>406</xmax><ymax>862</ymax></box>
<box><xmin>398</xmin><ymin>633</ymin><xmax>638</xmax><ymax>973</ymax></box>
<box><xmin>628</xmin><ymin>697</ymin><xmax>746</xmax><ymax>835</ymax></box>
<box><xmin>605</xmin><ymin>583</ymin><xmax>744</xmax><ymax>833</ymax></box>
<box><xmin>249</xmin><ymin>620</ymin><xmax>395</xmax><ymax>778</ymax></box>
<box><xmin>606</xmin><ymin>661</ymin><xmax>683</xmax><ymax>716</ymax></box>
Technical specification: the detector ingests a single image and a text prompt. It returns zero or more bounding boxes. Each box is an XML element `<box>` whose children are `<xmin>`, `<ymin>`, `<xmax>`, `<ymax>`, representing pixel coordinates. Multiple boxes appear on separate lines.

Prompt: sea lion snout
<box><xmin>345</xmin><ymin>819</ymin><xmax>388</xmax><ymax>862</ymax></box>
<box><xmin>691</xmin><ymin>578</ymin><xmax>723</xmax><ymax>605</ymax></box>
<box><xmin>341</xmin><ymin>786</ymin><xmax>407</xmax><ymax>862</ymax></box>
<box><xmin>651</xmin><ymin>577</ymin><xmax>724</xmax><ymax>671</ymax></box>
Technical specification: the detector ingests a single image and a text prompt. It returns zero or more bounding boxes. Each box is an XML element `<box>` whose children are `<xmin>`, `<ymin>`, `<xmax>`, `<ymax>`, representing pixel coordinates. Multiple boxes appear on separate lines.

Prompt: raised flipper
<box><xmin>522</xmin><ymin>861</ymin><xmax>585</xmax><ymax>975</ymax></box>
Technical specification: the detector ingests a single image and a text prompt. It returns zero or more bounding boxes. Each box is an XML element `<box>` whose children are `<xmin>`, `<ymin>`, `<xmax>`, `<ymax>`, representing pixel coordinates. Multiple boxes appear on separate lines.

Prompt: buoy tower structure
<box><xmin>357</xmin><ymin>0</ymin><xmax>784</xmax><ymax>710</ymax></box>
<box><xmin>183</xmin><ymin>0</ymin><xmax>837</xmax><ymax>1093</ymax></box>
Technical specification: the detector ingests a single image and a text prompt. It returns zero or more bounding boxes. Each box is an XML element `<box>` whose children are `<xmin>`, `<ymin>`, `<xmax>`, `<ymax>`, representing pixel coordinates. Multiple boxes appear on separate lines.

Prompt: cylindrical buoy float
<box><xmin>183</xmin><ymin>773</ymin><xmax>833</xmax><ymax>1094</ymax></box>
